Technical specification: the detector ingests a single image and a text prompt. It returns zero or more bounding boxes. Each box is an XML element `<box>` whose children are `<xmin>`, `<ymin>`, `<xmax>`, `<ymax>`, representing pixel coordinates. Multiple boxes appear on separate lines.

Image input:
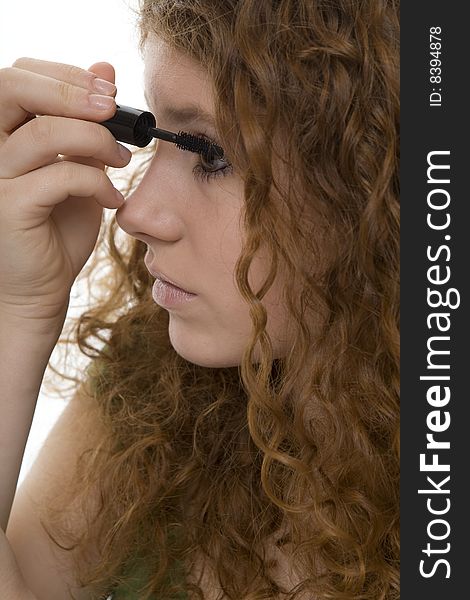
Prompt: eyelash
<box><xmin>192</xmin><ymin>153</ymin><xmax>233</xmax><ymax>183</ymax></box>
<box><xmin>189</xmin><ymin>132</ymin><xmax>233</xmax><ymax>183</ymax></box>
<box><xmin>149</xmin><ymin>132</ymin><xmax>233</xmax><ymax>182</ymax></box>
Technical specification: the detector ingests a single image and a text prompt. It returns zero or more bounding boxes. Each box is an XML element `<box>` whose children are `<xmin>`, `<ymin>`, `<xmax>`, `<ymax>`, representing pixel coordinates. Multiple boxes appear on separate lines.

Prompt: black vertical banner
<box><xmin>401</xmin><ymin>3</ymin><xmax>468</xmax><ymax>598</ymax></box>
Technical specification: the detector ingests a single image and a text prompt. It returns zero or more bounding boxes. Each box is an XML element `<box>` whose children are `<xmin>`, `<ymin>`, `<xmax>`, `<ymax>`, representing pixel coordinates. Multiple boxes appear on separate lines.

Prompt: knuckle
<box><xmin>62</xmin><ymin>160</ymin><xmax>81</xmax><ymax>179</ymax></box>
<box><xmin>56</xmin><ymin>79</ymin><xmax>76</xmax><ymax>107</ymax></box>
<box><xmin>65</xmin><ymin>62</ymin><xmax>87</xmax><ymax>83</ymax></box>
<box><xmin>63</xmin><ymin>161</ymin><xmax>105</xmax><ymax>190</ymax></box>
<box><xmin>33</xmin><ymin>166</ymin><xmax>52</xmax><ymax>197</ymax></box>
<box><xmin>56</xmin><ymin>160</ymin><xmax>81</xmax><ymax>189</ymax></box>
<box><xmin>83</xmin><ymin>124</ymin><xmax>117</xmax><ymax>159</ymax></box>
<box><xmin>94</xmin><ymin>123</ymin><xmax>114</xmax><ymax>152</ymax></box>
<box><xmin>84</xmin><ymin>123</ymin><xmax>106</xmax><ymax>155</ymax></box>
<box><xmin>95</xmin><ymin>168</ymin><xmax>110</xmax><ymax>189</ymax></box>
<box><xmin>28</xmin><ymin>116</ymin><xmax>53</xmax><ymax>146</ymax></box>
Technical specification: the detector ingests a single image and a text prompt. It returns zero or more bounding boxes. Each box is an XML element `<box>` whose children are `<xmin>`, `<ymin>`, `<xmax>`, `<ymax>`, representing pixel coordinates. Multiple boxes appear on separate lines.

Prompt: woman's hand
<box><xmin>0</xmin><ymin>57</ymin><xmax>131</xmax><ymax>332</ymax></box>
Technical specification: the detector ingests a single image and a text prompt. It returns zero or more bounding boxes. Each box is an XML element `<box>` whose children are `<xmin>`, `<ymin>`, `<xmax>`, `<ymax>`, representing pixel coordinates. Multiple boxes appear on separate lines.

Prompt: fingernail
<box><xmin>117</xmin><ymin>143</ymin><xmax>132</xmax><ymax>161</ymax></box>
<box><xmin>115</xmin><ymin>189</ymin><xmax>125</xmax><ymax>205</ymax></box>
<box><xmin>89</xmin><ymin>94</ymin><xmax>115</xmax><ymax>110</ymax></box>
<box><xmin>93</xmin><ymin>78</ymin><xmax>116</xmax><ymax>95</ymax></box>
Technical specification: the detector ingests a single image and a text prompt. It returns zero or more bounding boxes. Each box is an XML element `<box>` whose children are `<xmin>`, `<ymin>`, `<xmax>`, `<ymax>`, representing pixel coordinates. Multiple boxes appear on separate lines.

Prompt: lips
<box><xmin>144</xmin><ymin>260</ymin><xmax>194</xmax><ymax>295</ymax></box>
<box><xmin>155</xmin><ymin>274</ymin><xmax>194</xmax><ymax>295</ymax></box>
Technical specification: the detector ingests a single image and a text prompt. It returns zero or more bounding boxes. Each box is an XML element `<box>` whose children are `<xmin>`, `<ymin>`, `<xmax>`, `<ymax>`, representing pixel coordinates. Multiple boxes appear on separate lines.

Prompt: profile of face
<box><xmin>116</xmin><ymin>34</ymin><xmax>292</xmax><ymax>368</ymax></box>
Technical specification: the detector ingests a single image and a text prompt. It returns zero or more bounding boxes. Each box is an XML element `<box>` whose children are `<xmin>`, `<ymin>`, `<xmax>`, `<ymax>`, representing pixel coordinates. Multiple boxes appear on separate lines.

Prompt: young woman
<box><xmin>0</xmin><ymin>1</ymin><xmax>400</xmax><ymax>599</ymax></box>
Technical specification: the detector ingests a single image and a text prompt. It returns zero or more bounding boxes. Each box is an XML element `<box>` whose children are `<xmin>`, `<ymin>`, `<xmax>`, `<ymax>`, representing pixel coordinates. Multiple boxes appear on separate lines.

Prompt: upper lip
<box><xmin>144</xmin><ymin>261</ymin><xmax>195</xmax><ymax>294</ymax></box>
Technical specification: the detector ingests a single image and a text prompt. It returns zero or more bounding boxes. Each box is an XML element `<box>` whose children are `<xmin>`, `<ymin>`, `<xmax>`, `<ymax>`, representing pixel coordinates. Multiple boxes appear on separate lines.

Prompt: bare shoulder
<box><xmin>6</xmin><ymin>385</ymin><xmax>107</xmax><ymax>600</ymax></box>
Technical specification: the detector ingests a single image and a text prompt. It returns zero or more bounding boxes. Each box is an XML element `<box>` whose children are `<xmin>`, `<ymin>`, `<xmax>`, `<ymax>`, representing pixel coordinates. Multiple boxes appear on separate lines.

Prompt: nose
<box><xmin>115</xmin><ymin>156</ymin><xmax>185</xmax><ymax>244</ymax></box>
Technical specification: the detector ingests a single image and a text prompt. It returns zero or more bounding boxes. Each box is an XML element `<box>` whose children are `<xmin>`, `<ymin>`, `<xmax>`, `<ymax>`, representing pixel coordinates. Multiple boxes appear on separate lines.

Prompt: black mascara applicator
<box><xmin>100</xmin><ymin>104</ymin><xmax>224</xmax><ymax>160</ymax></box>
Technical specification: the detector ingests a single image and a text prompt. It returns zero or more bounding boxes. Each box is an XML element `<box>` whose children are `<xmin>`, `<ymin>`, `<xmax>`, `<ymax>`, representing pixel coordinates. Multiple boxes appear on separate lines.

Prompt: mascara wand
<box><xmin>100</xmin><ymin>104</ymin><xmax>224</xmax><ymax>159</ymax></box>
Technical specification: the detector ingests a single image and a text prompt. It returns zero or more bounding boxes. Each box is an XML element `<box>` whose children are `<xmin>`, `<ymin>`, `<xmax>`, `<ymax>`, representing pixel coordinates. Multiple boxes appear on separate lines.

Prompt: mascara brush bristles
<box><xmin>148</xmin><ymin>126</ymin><xmax>224</xmax><ymax>159</ymax></box>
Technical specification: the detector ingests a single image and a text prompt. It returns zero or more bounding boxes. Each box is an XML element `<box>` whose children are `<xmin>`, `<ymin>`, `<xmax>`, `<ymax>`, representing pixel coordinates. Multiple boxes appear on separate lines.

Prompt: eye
<box><xmin>191</xmin><ymin>135</ymin><xmax>233</xmax><ymax>183</ymax></box>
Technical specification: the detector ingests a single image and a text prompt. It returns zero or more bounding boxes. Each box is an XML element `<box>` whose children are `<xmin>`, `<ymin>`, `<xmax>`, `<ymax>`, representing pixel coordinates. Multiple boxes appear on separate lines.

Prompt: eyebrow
<box><xmin>144</xmin><ymin>91</ymin><xmax>216</xmax><ymax>130</ymax></box>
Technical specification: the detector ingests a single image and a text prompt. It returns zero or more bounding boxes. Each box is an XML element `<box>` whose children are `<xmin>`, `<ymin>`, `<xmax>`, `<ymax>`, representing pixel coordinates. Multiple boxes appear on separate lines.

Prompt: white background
<box><xmin>1</xmin><ymin>0</ymin><xmax>146</xmax><ymax>487</ymax></box>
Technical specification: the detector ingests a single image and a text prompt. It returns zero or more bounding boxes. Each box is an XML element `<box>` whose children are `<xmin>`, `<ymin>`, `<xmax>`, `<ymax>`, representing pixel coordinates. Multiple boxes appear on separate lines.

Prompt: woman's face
<box><xmin>116</xmin><ymin>35</ymin><xmax>292</xmax><ymax>367</ymax></box>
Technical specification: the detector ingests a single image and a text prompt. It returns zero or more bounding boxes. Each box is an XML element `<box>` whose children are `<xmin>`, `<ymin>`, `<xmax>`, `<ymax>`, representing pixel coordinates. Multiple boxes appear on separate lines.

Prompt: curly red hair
<box><xmin>41</xmin><ymin>1</ymin><xmax>400</xmax><ymax>598</ymax></box>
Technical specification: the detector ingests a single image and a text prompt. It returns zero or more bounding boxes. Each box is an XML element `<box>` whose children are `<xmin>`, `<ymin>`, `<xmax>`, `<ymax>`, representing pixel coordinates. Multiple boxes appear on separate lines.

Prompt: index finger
<box><xmin>0</xmin><ymin>64</ymin><xmax>118</xmax><ymax>141</ymax></box>
<box><xmin>11</xmin><ymin>57</ymin><xmax>116</xmax><ymax>95</ymax></box>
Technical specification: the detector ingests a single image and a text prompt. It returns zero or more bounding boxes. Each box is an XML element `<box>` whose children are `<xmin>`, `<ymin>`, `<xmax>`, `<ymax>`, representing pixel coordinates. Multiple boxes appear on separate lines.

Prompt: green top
<box><xmin>108</xmin><ymin>556</ymin><xmax>188</xmax><ymax>599</ymax></box>
<box><xmin>87</xmin><ymin>355</ymin><xmax>188</xmax><ymax>599</ymax></box>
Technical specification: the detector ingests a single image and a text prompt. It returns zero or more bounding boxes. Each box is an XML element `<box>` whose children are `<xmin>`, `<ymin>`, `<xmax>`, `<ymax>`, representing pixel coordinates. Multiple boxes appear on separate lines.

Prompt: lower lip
<box><xmin>152</xmin><ymin>278</ymin><xmax>197</xmax><ymax>308</ymax></box>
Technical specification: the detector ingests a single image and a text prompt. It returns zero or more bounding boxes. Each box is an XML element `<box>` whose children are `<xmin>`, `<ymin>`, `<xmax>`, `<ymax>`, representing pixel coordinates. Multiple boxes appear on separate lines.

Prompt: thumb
<box><xmin>88</xmin><ymin>62</ymin><xmax>116</xmax><ymax>93</ymax></box>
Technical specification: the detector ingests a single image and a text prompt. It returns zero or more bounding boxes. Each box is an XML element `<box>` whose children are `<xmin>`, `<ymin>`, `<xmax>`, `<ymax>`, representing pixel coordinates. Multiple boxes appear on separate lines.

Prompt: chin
<box><xmin>174</xmin><ymin>346</ymin><xmax>242</xmax><ymax>368</ymax></box>
<box><xmin>168</xmin><ymin>327</ymin><xmax>243</xmax><ymax>368</ymax></box>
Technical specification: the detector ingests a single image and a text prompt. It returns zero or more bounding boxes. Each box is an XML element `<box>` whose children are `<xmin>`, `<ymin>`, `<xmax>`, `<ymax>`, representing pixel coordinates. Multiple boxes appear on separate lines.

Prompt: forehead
<box><xmin>143</xmin><ymin>34</ymin><xmax>214</xmax><ymax>111</ymax></box>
